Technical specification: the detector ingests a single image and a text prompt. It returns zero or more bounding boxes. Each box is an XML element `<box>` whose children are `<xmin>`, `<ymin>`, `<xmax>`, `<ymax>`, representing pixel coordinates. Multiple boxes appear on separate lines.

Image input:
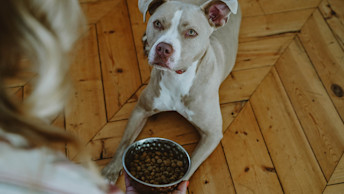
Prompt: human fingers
<box><xmin>171</xmin><ymin>181</ymin><xmax>189</xmax><ymax>194</ymax></box>
<box><xmin>124</xmin><ymin>171</ymin><xmax>139</xmax><ymax>194</ymax></box>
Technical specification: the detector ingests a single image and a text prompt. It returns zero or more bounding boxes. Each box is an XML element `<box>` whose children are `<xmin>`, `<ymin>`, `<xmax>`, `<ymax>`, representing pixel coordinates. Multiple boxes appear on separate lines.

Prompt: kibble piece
<box><xmin>163</xmin><ymin>159</ymin><xmax>171</xmax><ymax>166</ymax></box>
<box><xmin>177</xmin><ymin>161</ymin><xmax>183</xmax><ymax>167</ymax></box>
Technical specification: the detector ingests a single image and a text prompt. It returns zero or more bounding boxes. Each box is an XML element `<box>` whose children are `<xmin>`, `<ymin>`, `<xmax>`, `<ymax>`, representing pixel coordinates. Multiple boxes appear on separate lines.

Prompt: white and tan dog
<box><xmin>102</xmin><ymin>0</ymin><xmax>241</xmax><ymax>183</ymax></box>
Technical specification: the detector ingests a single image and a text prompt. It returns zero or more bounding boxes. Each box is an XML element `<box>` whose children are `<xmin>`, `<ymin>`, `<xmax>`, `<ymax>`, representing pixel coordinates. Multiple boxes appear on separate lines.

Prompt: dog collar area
<box><xmin>175</xmin><ymin>70</ymin><xmax>185</xmax><ymax>74</ymax></box>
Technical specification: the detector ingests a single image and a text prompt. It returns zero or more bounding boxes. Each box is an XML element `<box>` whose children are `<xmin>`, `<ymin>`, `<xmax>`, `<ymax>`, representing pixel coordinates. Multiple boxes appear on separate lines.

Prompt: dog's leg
<box><xmin>184</xmin><ymin>131</ymin><xmax>223</xmax><ymax>180</ymax></box>
<box><xmin>101</xmin><ymin>102</ymin><xmax>150</xmax><ymax>183</ymax></box>
<box><xmin>183</xmin><ymin>103</ymin><xmax>223</xmax><ymax>180</ymax></box>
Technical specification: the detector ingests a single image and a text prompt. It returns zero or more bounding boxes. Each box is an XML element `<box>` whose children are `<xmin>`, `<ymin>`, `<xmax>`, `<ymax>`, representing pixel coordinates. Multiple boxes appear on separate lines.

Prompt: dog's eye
<box><xmin>185</xmin><ymin>29</ymin><xmax>198</xmax><ymax>38</ymax></box>
<box><xmin>153</xmin><ymin>20</ymin><xmax>163</xmax><ymax>30</ymax></box>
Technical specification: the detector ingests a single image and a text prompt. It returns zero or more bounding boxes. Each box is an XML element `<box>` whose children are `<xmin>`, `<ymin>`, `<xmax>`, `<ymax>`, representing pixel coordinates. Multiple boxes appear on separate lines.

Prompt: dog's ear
<box><xmin>138</xmin><ymin>0</ymin><xmax>168</xmax><ymax>22</ymax></box>
<box><xmin>201</xmin><ymin>0</ymin><xmax>238</xmax><ymax>28</ymax></box>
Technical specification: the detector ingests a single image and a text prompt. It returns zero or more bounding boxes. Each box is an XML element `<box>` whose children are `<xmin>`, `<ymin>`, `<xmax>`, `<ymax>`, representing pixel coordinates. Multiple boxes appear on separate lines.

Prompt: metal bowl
<box><xmin>122</xmin><ymin>137</ymin><xmax>191</xmax><ymax>194</ymax></box>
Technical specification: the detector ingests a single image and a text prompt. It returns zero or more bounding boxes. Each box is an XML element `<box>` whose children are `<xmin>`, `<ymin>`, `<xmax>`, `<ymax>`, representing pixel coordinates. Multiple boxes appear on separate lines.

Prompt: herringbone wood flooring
<box><xmin>6</xmin><ymin>0</ymin><xmax>344</xmax><ymax>193</ymax></box>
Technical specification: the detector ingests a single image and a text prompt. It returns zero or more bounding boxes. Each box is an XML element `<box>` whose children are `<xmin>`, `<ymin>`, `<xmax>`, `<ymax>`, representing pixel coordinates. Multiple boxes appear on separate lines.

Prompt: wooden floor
<box><xmin>6</xmin><ymin>0</ymin><xmax>344</xmax><ymax>193</ymax></box>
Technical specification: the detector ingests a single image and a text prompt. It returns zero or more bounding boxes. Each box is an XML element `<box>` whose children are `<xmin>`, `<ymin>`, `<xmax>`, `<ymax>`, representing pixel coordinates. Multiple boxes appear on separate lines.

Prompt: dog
<box><xmin>102</xmin><ymin>0</ymin><xmax>241</xmax><ymax>183</ymax></box>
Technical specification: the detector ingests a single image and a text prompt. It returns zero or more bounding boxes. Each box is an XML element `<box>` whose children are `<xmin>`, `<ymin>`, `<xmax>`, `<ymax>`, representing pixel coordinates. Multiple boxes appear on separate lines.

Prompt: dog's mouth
<box><xmin>152</xmin><ymin>63</ymin><xmax>185</xmax><ymax>74</ymax></box>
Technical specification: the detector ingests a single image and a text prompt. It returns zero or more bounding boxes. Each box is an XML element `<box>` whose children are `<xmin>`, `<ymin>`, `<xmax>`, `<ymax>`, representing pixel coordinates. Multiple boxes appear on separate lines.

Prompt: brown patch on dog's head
<box><xmin>148</xmin><ymin>0</ymin><xmax>167</xmax><ymax>15</ymax></box>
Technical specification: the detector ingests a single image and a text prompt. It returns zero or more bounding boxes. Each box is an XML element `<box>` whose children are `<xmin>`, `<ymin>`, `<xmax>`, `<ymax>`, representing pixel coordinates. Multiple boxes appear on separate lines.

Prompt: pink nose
<box><xmin>156</xmin><ymin>42</ymin><xmax>173</xmax><ymax>58</ymax></box>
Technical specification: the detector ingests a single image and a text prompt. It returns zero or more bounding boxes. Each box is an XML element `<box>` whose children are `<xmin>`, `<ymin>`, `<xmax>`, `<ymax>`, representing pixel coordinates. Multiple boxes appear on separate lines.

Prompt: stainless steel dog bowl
<box><xmin>122</xmin><ymin>137</ymin><xmax>191</xmax><ymax>194</ymax></box>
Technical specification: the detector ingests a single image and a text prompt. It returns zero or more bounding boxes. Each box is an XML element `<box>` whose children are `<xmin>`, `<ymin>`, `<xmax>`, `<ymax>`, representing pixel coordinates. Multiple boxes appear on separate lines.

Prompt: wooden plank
<box><xmin>111</xmin><ymin>85</ymin><xmax>147</xmax><ymax>122</ymax></box>
<box><xmin>97</xmin><ymin>0</ymin><xmax>141</xmax><ymax>120</ymax></box>
<box><xmin>250</xmin><ymin>68</ymin><xmax>326</xmax><ymax>193</ymax></box>
<box><xmin>299</xmin><ymin>10</ymin><xmax>344</xmax><ymax>121</ymax></box>
<box><xmin>329</xmin><ymin>154</ymin><xmax>344</xmax><ymax>185</ymax></box>
<box><xmin>319</xmin><ymin>0</ymin><xmax>344</xmax><ymax>50</ymax></box>
<box><xmin>219</xmin><ymin>66</ymin><xmax>271</xmax><ymax>103</ymax></box>
<box><xmin>81</xmin><ymin>0</ymin><xmax>119</xmax><ymax>24</ymax></box>
<box><xmin>258</xmin><ymin>0</ymin><xmax>321</xmax><ymax>14</ymax></box>
<box><xmin>222</xmin><ymin>102</ymin><xmax>283</xmax><ymax>193</ymax></box>
<box><xmin>221</xmin><ymin>101</ymin><xmax>246</xmax><ymax>133</ymax></box>
<box><xmin>67</xmin><ymin>80</ymin><xmax>107</xmax><ymax>160</ymax></box>
<box><xmin>238</xmin><ymin>0</ymin><xmax>264</xmax><ymax>17</ymax></box>
<box><xmin>240</xmin><ymin>9</ymin><xmax>313</xmax><ymax>38</ymax></box>
<box><xmin>275</xmin><ymin>38</ymin><xmax>344</xmax><ymax>180</ymax></box>
<box><xmin>323</xmin><ymin>183</ymin><xmax>344</xmax><ymax>194</ymax></box>
<box><xmin>189</xmin><ymin>145</ymin><xmax>235</xmax><ymax>194</ymax></box>
<box><xmin>70</xmin><ymin>26</ymin><xmax>102</xmax><ymax>82</ymax></box>
<box><xmin>235</xmin><ymin>33</ymin><xmax>294</xmax><ymax>71</ymax></box>
<box><xmin>66</xmin><ymin>25</ymin><xmax>107</xmax><ymax>159</ymax></box>
<box><xmin>126</xmin><ymin>0</ymin><xmax>152</xmax><ymax>83</ymax></box>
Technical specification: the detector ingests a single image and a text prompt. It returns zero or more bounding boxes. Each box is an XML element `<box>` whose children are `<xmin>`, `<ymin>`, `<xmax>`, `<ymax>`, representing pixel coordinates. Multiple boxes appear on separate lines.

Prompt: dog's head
<box><xmin>139</xmin><ymin>0</ymin><xmax>238</xmax><ymax>74</ymax></box>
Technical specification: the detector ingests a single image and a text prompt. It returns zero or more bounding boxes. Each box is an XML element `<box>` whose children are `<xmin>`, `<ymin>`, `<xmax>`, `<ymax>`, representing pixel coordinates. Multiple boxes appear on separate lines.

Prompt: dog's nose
<box><xmin>156</xmin><ymin>42</ymin><xmax>173</xmax><ymax>58</ymax></box>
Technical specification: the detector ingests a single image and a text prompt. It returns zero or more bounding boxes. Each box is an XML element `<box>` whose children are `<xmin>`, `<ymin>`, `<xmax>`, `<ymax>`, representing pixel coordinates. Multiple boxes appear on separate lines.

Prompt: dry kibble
<box><xmin>177</xmin><ymin>161</ymin><xmax>183</xmax><ymax>167</ymax></box>
<box><xmin>127</xmin><ymin>150</ymin><xmax>187</xmax><ymax>185</ymax></box>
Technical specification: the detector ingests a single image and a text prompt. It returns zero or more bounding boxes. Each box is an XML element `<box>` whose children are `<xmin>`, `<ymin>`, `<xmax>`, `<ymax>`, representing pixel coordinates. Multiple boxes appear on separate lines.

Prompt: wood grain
<box><xmin>250</xmin><ymin>68</ymin><xmax>326</xmax><ymax>193</ymax></box>
<box><xmin>323</xmin><ymin>183</ymin><xmax>344</xmax><ymax>194</ymax></box>
<box><xmin>235</xmin><ymin>33</ymin><xmax>294</xmax><ymax>71</ymax></box>
<box><xmin>219</xmin><ymin>66</ymin><xmax>271</xmax><ymax>103</ymax></box>
<box><xmin>188</xmin><ymin>145</ymin><xmax>235</xmax><ymax>194</ymax></box>
<box><xmin>66</xmin><ymin>25</ymin><xmax>107</xmax><ymax>159</ymax></box>
<box><xmin>275</xmin><ymin>38</ymin><xmax>344</xmax><ymax>180</ymax></box>
<box><xmin>81</xmin><ymin>0</ymin><xmax>119</xmax><ymax>24</ymax></box>
<box><xmin>221</xmin><ymin>101</ymin><xmax>246</xmax><ymax>133</ymax></box>
<box><xmin>238</xmin><ymin>0</ymin><xmax>264</xmax><ymax>17</ymax></box>
<box><xmin>126</xmin><ymin>0</ymin><xmax>152</xmax><ymax>83</ymax></box>
<box><xmin>222</xmin><ymin>102</ymin><xmax>283</xmax><ymax>193</ymax></box>
<box><xmin>328</xmin><ymin>154</ymin><xmax>344</xmax><ymax>185</ymax></box>
<box><xmin>299</xmin><ymin>10</ymin><xmax>344</xmax><ymax>122</ymax></box>
<box><xmin>97</xmin><ymin>0</ymin><xmax>141</xmax><ymax>120</ymax></box>
<box><xmin>258</xmin><ymin>0</ymin><xmax>321</xmax><ymax>14</ymax></box>
<box><xmin>319</xmin><ymin>0</ymin><xmax>344</xmax><ymax>50</ymax></box>
<box><xmin>240</xmin><ymin>9</ymin><xmax>313</xmax><ymax>38</ymax></box>
<box><xmin>110</xmin><ymin>85</ymin><xmax>147</xmax><ymax>122</ymax></box>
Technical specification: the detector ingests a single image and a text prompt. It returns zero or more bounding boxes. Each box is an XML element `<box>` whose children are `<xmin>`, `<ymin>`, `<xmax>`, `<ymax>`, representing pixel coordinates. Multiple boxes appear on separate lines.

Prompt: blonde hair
<box><xmin>0</xmin><ymin>0</ymin><xmax>85</xmax><ymax>148</ymax></box>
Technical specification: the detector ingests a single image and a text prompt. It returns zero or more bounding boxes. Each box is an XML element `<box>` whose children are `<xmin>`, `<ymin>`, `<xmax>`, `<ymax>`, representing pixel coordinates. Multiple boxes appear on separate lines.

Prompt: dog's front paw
<box><xmin>101</xmin><ymin>164</ymin><xmax>121</xmax><ymax>184</ymax></box>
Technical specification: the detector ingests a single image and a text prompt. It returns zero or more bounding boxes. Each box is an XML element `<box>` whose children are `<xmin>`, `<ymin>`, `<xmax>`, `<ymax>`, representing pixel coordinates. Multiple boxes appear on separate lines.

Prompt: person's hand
<box><xmin>170</xmin><ymin>180</ymin><xmax>188</xmax><ymax>194</ymax></box>
<box><xmin>124</xmin><ymin>172</ymin><xmax>189</xmax><ymax>194</ymax></box>
<box><xmin>124</xmin><ymin>171</ymin><xmax>138</xmax><ymax>194</ymax></box>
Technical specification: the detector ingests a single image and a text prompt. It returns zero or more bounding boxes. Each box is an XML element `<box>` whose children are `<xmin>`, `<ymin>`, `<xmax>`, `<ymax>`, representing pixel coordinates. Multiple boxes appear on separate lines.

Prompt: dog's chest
<box><xmin>152</xmin><ymin>61</ymin><xmax>198</xmax><ymax>119</ymax></box>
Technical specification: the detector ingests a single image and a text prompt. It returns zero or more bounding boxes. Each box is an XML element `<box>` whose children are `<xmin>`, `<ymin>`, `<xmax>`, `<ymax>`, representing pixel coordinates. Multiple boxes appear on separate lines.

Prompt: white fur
<box><xmin>148</xmin><ymin>10</ymin><xmax>183</xmax><ymax>69</ymax></box>
<box><xmin>152</xmin><ymin>60</ymin><xmax>198</xmax><ymax>120</ymax></box>
<box><xmin>0</xmin><ymin>128</ymin><xmax>28</xmax><ymax>147</ymax></box>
